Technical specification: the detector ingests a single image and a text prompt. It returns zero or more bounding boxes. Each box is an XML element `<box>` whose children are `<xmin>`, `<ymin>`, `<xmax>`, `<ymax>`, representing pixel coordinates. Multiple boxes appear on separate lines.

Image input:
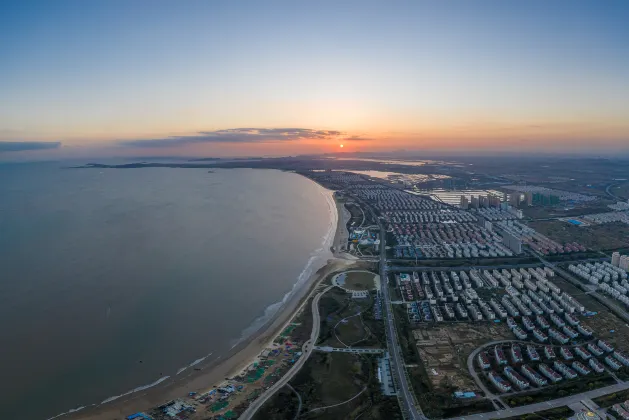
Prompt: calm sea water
<box><xmin>0</xmin><ymin>163</ymin><xmax>334</xmax><ymax>420</ymax></box>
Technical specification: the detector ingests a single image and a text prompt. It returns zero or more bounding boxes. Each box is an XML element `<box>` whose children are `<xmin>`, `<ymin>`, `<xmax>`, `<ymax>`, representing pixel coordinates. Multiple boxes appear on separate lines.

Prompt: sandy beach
<box><xmin>62</xmin><ymin>186</ymin><xmax>353</xmax><ymax>420</ymax></box>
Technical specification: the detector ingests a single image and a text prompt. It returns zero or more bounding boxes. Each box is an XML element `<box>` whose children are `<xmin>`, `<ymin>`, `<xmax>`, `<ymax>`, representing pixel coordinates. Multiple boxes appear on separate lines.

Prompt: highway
<box><xmin>378</xmin><ymin>221</ymin><xmax>427</xmax><ymax>420</ymax></box>
<box><xmin>239</xmin><ymin>285</ymin><xmax>333</xmax><ymax>420</ymax></box>
<box><xmin>451</xmin><ymin>381</ymin><xmax>629</xmax><ymax>420</ymax></box>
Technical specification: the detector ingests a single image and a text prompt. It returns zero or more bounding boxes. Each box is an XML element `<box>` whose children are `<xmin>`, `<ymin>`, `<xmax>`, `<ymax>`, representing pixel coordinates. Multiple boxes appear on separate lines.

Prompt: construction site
<box><xmin>413</xmin><ymin>323</ymin><xmax>513</xmax><ymax>394</ymax></box>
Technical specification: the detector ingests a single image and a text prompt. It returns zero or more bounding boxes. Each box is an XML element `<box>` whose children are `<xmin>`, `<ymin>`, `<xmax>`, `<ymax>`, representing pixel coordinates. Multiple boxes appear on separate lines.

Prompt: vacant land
<box><xmin>414</xmin><ymin>324</ymin><xmax>512</xmax><ymax>395</ymax></box>
<box><xmin>408</xmin><ymin>324</ymin><xmax>511</xmax><ymax>418</ymax></box>
<box><xmin>253</xmin><ymin>352</ymin><xmax>401</xmax><ymax>420</ymax></box>
<box><xmin>529</xmin><ymin>220</ymin><xmax>629</xmax><ymax>250</ymax></box>
<box><xmin>523</xmin><ymin>203</ymin><xmax>614</xmax><ymax>220</ymax></box>
<box><xmin>611</xmin><ymin>182</ymin><xmax>629</xmax><ymax>200</ymax></box>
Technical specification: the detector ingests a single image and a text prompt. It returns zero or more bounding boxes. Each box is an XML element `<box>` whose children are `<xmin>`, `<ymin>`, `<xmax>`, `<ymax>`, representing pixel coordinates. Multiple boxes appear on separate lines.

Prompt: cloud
<box><xmin>342</xmin><ymin>135</ymin><xmax>373</xmax><ymax>141</ymax></box>
<box><xmin>0</xmin><ymin>141</ymin><xmax>61</xmax><ymax>153</ymax></box>
<box><xmin>120</xmin><ymin>128</ymin><xmax>345</xmax><ymax>148</ymax></box>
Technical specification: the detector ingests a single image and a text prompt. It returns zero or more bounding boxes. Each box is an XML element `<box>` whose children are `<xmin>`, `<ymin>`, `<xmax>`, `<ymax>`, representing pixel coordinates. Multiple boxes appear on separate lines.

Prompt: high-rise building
<box><xmin>612</xmin><ymin>252</ymin><xmax>621</xmax><ymax>267</ymax></box>
<box><xmin>525</xmin><ymin>192</ymin><xmax>533</xmax><ymax>206</ymax></box>
<box><xmin>470</xmin><ymin>196</ymin><xmax>479</xmax><ymax>209</ymax></box>
<box><xmin>509</xmin><ymin>193</ymin><xmax>520</xmax><ymax>208</ymax></box>
<box><xmin>460</xmin><ymin>195</ymin><xmax>469</xmax><ymax>209</ymax></box>
<box><xmin>620</xmin><ymin>255</ymin><xmax>629</xmax><ymax>271</ymax></box>
<box><xmin>489</xmin><ymin>194</ymin><xmax>501</xmax><ymax>208</ymax></box>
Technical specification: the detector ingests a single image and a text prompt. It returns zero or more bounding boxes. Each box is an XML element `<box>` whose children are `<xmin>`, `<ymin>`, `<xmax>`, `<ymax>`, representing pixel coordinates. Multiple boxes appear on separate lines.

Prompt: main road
<box><xmin>449</xmin><ymin>380</ymin><xmax>629</xmax><ymax>420</ymax></box>
<box><xmin>377</xmin><ymin>218</ymin><xmax>427</xmax><ymax>420</ymax></box>
<box><xmin>239</xmin><ymin>285</ymin><xmax>333</xmax><ymax>420</ymax></box>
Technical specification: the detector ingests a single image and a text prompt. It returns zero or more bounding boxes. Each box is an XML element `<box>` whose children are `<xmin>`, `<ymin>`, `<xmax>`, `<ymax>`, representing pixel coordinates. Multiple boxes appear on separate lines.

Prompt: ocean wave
<box><xmin>100</xmin><ymin>375</ymin><xmax>170</xmax><ymax>404</ymax></box>
<box><xmin>46</xmin><ymin>405</ymin><xmax>92</xmax><ymax>420</ymax></box>
<box><xmin>176</xmin><ymin>352</ymin><xmax>213</xmax><ymax>375</ymax></box>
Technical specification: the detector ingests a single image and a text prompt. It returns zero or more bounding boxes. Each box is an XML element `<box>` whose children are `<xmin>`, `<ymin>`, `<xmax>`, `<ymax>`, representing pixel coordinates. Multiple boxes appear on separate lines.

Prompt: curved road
<box><xmin>286</xmin><ymin>383</ymin><xmax>302</xmax><ymax>420</ymax></box>
<box><xmin>239</xmin><ymin>285</ymin><xmax>333</xmax><ymax>420</ymax></box>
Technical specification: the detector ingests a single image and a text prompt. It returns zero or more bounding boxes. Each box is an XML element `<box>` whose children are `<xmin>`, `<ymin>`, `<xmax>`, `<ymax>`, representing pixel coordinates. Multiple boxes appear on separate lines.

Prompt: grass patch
<box><xmin>505</xmin><ymin>374</ymin><xmax>615</xmax><ymax>407</ymax></box>
<box><xmin>496</xmin><ymin>405</ymin><xmax>573</xmax><ymax>420</ymax></box>
<box><xmin>343</xmin><ymin>271</ymin><xmax>376</xmax><ymax>291</ymax></box>
<box><xmin>592</xmin><ymin>388</ymin><xmax>629</xmax><ymax>408</ymax></box>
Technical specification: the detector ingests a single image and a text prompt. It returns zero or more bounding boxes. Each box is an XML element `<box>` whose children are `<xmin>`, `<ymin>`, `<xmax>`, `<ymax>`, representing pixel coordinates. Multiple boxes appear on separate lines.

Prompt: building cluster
<box><xmin>581</xmin><ymin>210</ymin><xmax>629</xmax><ymax>226</ymax></box>
<box><xmin>477</xmin><ymin>340</ymin><xmax>610</xmax><ymax>393</ymax></box>
<box><xmin>612</xmin><ymin>401</ymin><xmax>629</xmax><ymax>420</ymax></box>
<box><xmin>568</xmin><ymin>261</ymin><xmax>629</xmax><ymax>308</ymax></box>
<box><xmin>400</xmin><ymin>266</ymin><xmax>595</xmax><ymax>329</ymax></box>
<box><xmin>502</xmin><ymin>185</ymin><xmax>596</xmax><ymax>204</ymax></box>
<box><xmin>478</xmin><ymin>337</ymin><xmax>628</xmax><ymax>394</ymax></box>
<box><xmin>612</xmin><ymin>252</ymin><xmax>629</xmax><ymax>271</ymax></box>
<box><xmin>400</xmin><ymin>267</ymin><xmax>579</xmax><ymax>325</ymax></box>
<box><xmin>608</xmin><ymin>200</ymin><xmax>629</xmax><ymax>211</ymax></box>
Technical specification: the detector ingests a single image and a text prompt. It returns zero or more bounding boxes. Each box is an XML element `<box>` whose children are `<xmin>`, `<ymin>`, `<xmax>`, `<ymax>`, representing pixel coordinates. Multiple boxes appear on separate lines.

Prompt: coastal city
<box><xmin>73</xmin><ymin>154</ymin><xmax>629</xmax><ymax>420</ymax></box>
<box><xmin>4</xmin><ymin>2</ymin><xmax>629</xmax><ymax>420</ymax></box>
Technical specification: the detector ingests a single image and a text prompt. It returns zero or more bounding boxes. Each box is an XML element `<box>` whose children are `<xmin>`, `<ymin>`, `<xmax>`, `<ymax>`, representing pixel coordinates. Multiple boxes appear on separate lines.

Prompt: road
<box><xmin>286</xmin><ymin>383</ymin><xmax>302</xmax><ymax>420</ymax></box>
<box><xmin>239</xmin><ymin>285</ymin><xmax>333</xmax><ymax>420</ymax></box>
<box><xmin>377</xmin><ymin>220</ymin><xmax>428</xmax><ymax>420</ymax></box>
<box><xmin>313</xmin><ymin>346</ymin><xmax>384</xmax><ymax>354</ymax></box>
<box><xmin>389</xmin><ymin>257</ymin><xmax>609</xmax><ymax>271</ymax></box>
<box><xmin>451</xmin><ymin>381</ymin><xmax>629</xmax><ymax>420</ymax></box>
<box><xmin>606</xmin><ymin>182</ymin><xmax>621</xmax><ymax>201</ymax></box>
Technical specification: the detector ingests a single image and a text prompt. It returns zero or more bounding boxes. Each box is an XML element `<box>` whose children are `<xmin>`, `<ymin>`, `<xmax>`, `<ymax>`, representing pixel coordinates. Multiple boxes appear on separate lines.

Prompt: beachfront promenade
<box><xmin>238</xmin><ymin>285</ymin><xmax>333</xmax><ymax>419</ymax></box>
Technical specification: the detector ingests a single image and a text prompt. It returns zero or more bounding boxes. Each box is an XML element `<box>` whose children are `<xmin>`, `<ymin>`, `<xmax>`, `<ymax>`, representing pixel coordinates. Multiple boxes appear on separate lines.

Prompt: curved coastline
<box><xmin>60</xmin><ymin>177</ymin><xmax>344</xmax><ymax>420</ymax></box>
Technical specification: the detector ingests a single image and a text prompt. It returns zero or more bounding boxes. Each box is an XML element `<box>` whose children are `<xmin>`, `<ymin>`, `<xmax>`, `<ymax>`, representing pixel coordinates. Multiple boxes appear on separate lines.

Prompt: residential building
<box><xmin>613</xmin><ymin>351</ymin><xmax>629</xmax><ymax>367</ymax></box>
<box><xmin>527</xmin><ymin>345</ymin><xmax>540</xmax><ymax>361</ymax></box>
<box><xmin>575</xmin><ymin>346</ymin><xmax>592</xmax><ymax>360</ymax></box>
<box><xmin>503</xmin><ymin>366</ymin><xmax>530</xmax><ymax>390</ymax></box>
<box><xmin>487</xmin><ymin>371</ymin><xmax>512</xmax><ymax>393</ymax></box>
<box><xmin>572</xmin><ymin>361</ymin><xmax>591</xmax><ymax>375</ymax></box>
<box><xmin>589</xmin><ymin>358</ymin><xmax>605</xmax><ymax>373</ymax></box>
<box><xmin>587</xmin><ymin>343</ymin><xmax>604</xmax><ymax>357</ymax></box>
<box><xmin>538</xmin><ymin>363</ymin><xmax>563</xmax><ymax>383</ymax></box>
<box><xmin>606</xmin><ymin>355</ymin><xmax>622</xmax><ymax>371</ymax></box>
<box><xmin>521</xmin><ymin>364</ymin><xmax>547</xmax><ymax>386</ymax></box>
<box><xmin>477</xmin><ymin>352</ymin><xmax>491</xmax><ymax>370</ymax></box>
<box><xmin>553</xmin><ymin>361</ymin><xmax>577</xmax><ymax>379</ymax></box>
<box><xmin>560</xmin><ymin>347</ymin><xmax>574</xmax><ymax>360</ymax></box>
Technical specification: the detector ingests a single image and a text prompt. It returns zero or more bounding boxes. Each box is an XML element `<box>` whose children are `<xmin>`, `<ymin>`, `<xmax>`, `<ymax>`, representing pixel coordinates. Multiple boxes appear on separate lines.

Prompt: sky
<box><xmin>1</xmin><ymin>0</ymin><xmax>628</xmax><ymax>159</ymax></box>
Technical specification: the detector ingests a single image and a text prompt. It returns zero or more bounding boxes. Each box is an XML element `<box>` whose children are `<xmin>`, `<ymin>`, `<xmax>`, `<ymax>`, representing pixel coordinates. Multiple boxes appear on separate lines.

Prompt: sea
<box><xmin>0</xmin><ymin>162</ymin><xmax>336</xmax><ymax>420</ymax></box>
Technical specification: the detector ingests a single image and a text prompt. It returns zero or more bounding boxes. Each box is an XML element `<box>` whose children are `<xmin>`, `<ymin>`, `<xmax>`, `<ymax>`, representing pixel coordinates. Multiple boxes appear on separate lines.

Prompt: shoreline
<box><xmin>63</xmin><ymin>181</ymin><xmax>351</xmax><ymax>420</ymax></box>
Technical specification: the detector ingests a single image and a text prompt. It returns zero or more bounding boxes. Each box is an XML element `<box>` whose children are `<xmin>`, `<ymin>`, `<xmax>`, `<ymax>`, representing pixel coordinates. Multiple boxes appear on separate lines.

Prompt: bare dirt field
<box><xmin>413</xmin><ymin>323</ymin><xmax>512</xmax><ymax>394</ymax></box>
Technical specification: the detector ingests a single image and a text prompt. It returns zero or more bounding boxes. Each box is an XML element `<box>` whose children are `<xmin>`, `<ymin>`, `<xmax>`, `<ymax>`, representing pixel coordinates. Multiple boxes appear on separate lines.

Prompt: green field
<box><xmin>343</xmin><ymin>271</ymin><xmax>376</xmax><ymax>291</ymax></box>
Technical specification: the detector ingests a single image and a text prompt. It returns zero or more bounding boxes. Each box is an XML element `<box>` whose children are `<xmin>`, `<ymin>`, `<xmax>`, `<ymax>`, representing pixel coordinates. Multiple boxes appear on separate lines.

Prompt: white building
<box><xmin>612</xmin><ymin>252</ymin><xmax>621</xmax><ymax>267</ymax></box>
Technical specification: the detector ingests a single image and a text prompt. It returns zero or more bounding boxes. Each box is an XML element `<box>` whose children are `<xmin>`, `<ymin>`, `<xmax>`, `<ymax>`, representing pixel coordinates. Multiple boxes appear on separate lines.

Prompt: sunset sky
<box><xmin>1</xmin><ymin>0</ymin><xmax>628</xmax><ymax>159</ymax></box>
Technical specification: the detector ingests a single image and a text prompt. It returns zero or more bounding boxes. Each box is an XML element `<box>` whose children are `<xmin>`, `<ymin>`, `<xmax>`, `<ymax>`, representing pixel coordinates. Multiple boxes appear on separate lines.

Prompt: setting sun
<box><xmin>340</xmin><ymin>144</ymin><xmax>344</xmax><ymax>148</ymax></box>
